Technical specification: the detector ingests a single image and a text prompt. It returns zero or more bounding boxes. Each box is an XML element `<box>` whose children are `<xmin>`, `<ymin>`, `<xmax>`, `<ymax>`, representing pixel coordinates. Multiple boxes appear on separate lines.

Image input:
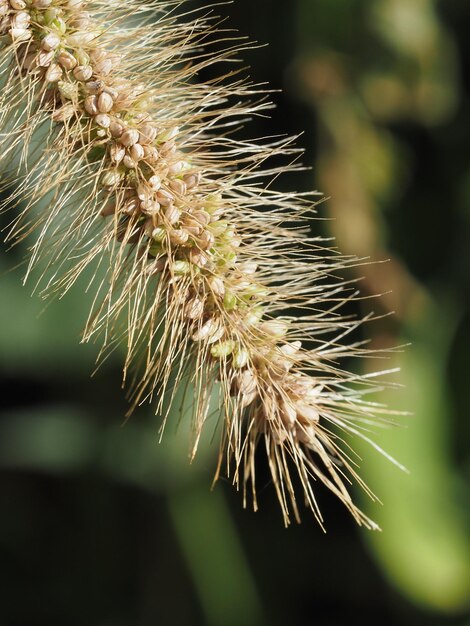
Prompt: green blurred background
<box><xmin>1</xmin><ymin>0</ymin><xmax>470</xmax><ymax>624</ymax></box>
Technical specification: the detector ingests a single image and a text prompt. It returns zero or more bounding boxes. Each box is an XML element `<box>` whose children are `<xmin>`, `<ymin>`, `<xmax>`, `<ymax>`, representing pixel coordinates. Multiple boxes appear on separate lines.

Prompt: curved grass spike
<box><xmin>0</xmin><ymin>0</ymin><xmax>400</xmax><ymax>528</ymax></box>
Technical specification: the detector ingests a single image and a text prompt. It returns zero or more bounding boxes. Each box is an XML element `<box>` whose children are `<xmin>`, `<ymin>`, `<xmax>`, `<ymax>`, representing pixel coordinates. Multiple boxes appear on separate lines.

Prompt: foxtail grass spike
<box><xmin>0</xmin><ymin>0</ymin><xmax>398</xmax><ymax>528</ymax></box>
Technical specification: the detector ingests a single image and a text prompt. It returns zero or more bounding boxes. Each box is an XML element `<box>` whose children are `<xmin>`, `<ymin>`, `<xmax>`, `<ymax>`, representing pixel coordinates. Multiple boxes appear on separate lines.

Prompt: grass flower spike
<box><xmin>0</xmin><ymin>0</ymin><xmax>398</xmax><ymax>528</ymax></box>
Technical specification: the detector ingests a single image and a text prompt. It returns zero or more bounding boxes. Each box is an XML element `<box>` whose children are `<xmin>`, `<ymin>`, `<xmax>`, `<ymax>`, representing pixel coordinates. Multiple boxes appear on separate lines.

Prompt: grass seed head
<box><xmin>0</xmin><ymin>0</ymin><xmax>398</xmax><ymax>529</ymax></box>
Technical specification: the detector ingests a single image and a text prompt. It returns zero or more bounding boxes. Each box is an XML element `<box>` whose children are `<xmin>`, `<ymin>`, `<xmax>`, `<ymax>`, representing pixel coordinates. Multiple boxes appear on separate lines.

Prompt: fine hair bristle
<box><xmin>0</xmin><ymin>0</ymin><xmax>400</xmax><ymax>529</ymax></box>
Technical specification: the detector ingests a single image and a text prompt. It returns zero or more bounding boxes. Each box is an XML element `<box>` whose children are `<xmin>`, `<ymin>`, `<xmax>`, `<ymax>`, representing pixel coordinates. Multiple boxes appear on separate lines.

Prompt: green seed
<box><xmin>149</xmin><ymin>243</ymin><xmax>163</xmax><ymax>257</ymax></box>
<box><xmin>204</xmin><ymin>193</ymin><xmax>222</xmax><ymax>213</ymax></box>
<box><xmin>211</xmin><ymin>340</ymin><xmax>235</xmax><ymax>359</ymax></box>
<box><xmin>223</xmin><ymin>291</ymin><xmax>237</xmax><ymax>311</ymax></box>
<box><xmin>173</xmin><ymin>260</ymin><xmax>191</xmax><ymax>275</ymax></box>
<box><xmin>51</xmin><ymin>17</ymin><xmax>66</xmax><ymax>34</ymax></box>
<box><xmin>245</xmin><ymin>307</ymin><xmax>263</xmax><ymax>325</ymax></box>
<box><xmin>152</xmin><ymin>227</ymin><xmax>166</xmax><ymax>242</ymax></box>
<box><xmin>58</xmin><ymin>80</ymin><xmax>78</xmax><ymax>100</ymax></box>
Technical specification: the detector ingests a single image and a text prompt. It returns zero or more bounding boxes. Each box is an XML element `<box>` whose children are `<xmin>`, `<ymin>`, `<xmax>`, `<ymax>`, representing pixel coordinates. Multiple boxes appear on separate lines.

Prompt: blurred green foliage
<box><xmin>1</xmin><ymin>1</ymin><xmax>470</xmax><ymax>625</ymax></box>
<box><xmin>294</xmin><ymin>0</ymin><xmax>470</xmax><ymax>613</ymax></box>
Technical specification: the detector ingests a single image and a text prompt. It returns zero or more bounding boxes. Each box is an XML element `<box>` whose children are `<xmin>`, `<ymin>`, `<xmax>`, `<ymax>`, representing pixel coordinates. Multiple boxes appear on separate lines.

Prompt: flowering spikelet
<box><xmin>0</xmin><ymin>0</ymin><xmax>399</xmax><ymax>528</ymax></box>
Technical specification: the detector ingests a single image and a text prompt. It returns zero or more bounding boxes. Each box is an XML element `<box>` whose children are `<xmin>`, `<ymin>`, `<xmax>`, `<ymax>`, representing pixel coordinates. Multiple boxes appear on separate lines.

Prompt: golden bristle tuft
<box><xmin>0</xmin><ymin>0</ymin><xmax>401</xmax><ymax>528</ymax></box>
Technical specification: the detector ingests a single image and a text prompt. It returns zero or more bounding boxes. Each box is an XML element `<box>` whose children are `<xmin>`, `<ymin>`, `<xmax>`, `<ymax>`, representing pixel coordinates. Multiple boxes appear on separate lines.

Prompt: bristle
<box><xmin>0</xmin><ymin>0</ymin><xmax>398</xmax><ymax>528</ymax></box>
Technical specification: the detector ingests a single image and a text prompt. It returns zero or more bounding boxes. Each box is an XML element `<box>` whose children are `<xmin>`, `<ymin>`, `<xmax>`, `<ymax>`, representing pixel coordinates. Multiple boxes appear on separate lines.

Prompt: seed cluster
<box><xmin>0</xmin><ymin>0</ymin><xmax>393</xmax><ymax>528</ymax></box>
<box><xmin>5</xmin><ymin>0</ymin><xmax>289</xmax><ymax>397</ymax></box>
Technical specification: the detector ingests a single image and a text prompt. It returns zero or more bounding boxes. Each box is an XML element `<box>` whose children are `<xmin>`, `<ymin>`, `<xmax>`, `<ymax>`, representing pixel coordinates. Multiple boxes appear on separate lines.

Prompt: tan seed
<box><xmin>123</xmin><ymin>197</ymin><xmax>140</xmax><ymax>215</ymax></box>
<box><xmin>45</xmin><ymin>63</ymin><xmax>62</xmax><ymax>83</ymax></box>
<box><xmin>169</xmin><ymin>179</ymin><xmax>187</xmax><ymax>196</ymax></box>
<box><xmin>95</xmin><ymin>113</ymin><xmax>110</xmax><ymax>128</ymax></box>
<box><xmin>281</xmin><ymin>399</ymin><xmax>297</xmax><ymax>427</ymax></box>
<box><xmin>57</xmin><ymin>50</ymin><xmax>77</xmax><ymax>70</ymax></box>
<box><xmin>260</xmin><ymin>320</ymin><xmax>288</xmax><ymax>338</ymax></box>
<box><xmin>209</xmin><ymin>276</ymin><xmax>225</xmax><ymax>298</ymax></box>
<box><xmin>185</xmin><ymin>297</ymin><xmax>204</xmax><ymax>320</ymax></box>
<box><xmin>97</xmin><ymin>91</ymin><xmax>113</xmax><ymax>113</ymax></box>
<box><xmin>138</xmin><ymin>123</ymin><xmax>157</xmax><ymax>145</ymax></box>
<box><xmin>94</xmin><ymin>58</ymin><xmax>113</xmax><ymax>76</ymax></box>
<box><xmin>168</xmin><ymin>161</ymin><xmax>184</xmax><ymax>176</ymax></box>
<box><xmin>109</xmin><ymin>121</ymin><xmax>123</xmax><ymax>138</ymax></box>
<box><xmin>169</xmin><ymin>229</ymin><xmax>189</xmax><ymax>245</ymax></box>
<box><xmin>137</xmin><ymin>183</ymin><xmax>151</xmax><ymax>202</ymax></box>
<box><xmin>189</xmin><ymin>249</ymin><xmax>208</xmax><ymax>268</ymax></box>
<box><xmin>83</xmin><ymin>95</ymin><xmax>98</xmax><ymax>116</ymax></box>
<box><xmin>164</xmin><ymin>205</ymin><xmax>181</xmax><ymax>225</ymax></box>
<box><xmin>157</xmin><ymin>189</ymin><xmax>175</xmax><ymax>208</ymax></box>
<box><xmin>198</xmin><ymin>230</ymin><xmax>215</xmax><ymax>250</ymax></box>
<box><xmin>70</xmin><ymin>12</ymin><xmax>90</xmax><ymax>30</ymax></box>
<box><xmin>209</xmin><ymin>208</ymin><xmax>225</xmax><ymax>222</ymax></box>
<box><xmin>192</xmin><ymin>318</ymin><xmax>217</xmax><ymax>342</ymax></box>
<box><xmin>41</xmin><ymin>32</ymin><xmax>60</xmax><ymax>51</ymax></box>
<box><xmin>9</xmin><ymin>28</ymin><xmax>31</xmax><ymax>42</ymax></box>
<box><xmin>295</xmin><ymin>403</ymin><xmax>319</xmax><ymax>424</ymax></box>
<box><xmin>67</xmin><ymin>31</ymin><xmax>96</xmax><ymax>47</ymax></box>
<box><xmin>145</xmin><ymin>255</ymin><xmax>165</xmax><ymax>275</ymax></box>
<box><xmin>296</xmin><ymin>424</ymin><xmax>317</xmax><ymax>445</ymax></box>
<box><xmin>238</xmin><ymin>261</ymin><xmax>258</xmax><ymax>275</ymax></box>
<box><xmin>184</xmin><ymin>225</ymin><xmax>202</xmax><ymax>238</ymax></box>
<box><xmin>110</xmin><ymin>143</ymin><xmax>125</xmax><ymax>164</ymax></box>
<box><xmin>88</xmin><ymin>47</ymin><xmax>106</xmax><ymax>63</ymax></box>
<box><xmin>232</xmin><ymin>349</ymin><xmax>249</xmax><ymax>369</ymax></box>
<box><xmin>123</xmin><ymin>155</ymin><xmax>136</xmax><ymax>169</ymax></box>
<box><xmin>51</xmin><ymin>104</ymin><xmax>75</xmax><ymax>123</ymax></box>
<box><xmin>159</xmin><ymin>140</ymin><xmax>176</xmax><ymax>157</ymax></box>
<box><xmin>183</xmin><ymin>216</ymin><xmax>202</xmax><ymax>230</ymax></box>
<box><xmin>10</xmin><ymin>0</ymin><xmax>26</xmax><ymax>9</ymax></box>
<box><xmin>207</xmin><ymin>325</ymin><xmax>225</xmax><ymax>345</ymax></box>
<box><xmin>73</xmin><ymin>65</ymin><xmax>93</xmax><ymax>82</ymax></box>
<box><xmin>130</xmin><ymin>143</ymin><xmax>144</xmax><ymax>162</ymax></box>
<box><xmin>120</xmin><ymin>129</ymin><xmax>139</xmax><ymax>147</ymax></box>
<box><xmin>38</xmin><ymin>50</ymin><xmax>54</xmax><ymax>67</ymax></box>
<box><xmin>183</xmin><ymin>173</ymin><xmax>200</xmax><ymax>190</ymax></box>
<box><xmin>102</xmin><ymin>87</ymin><xmax>119</xmax><ymax>99</ymax></box>
<box><xmin>140</xmin><ymin>200</ymin><xmax>160</xmax><ymax>215</ymax></box>
<box><xmin>192</xmin><ymin>210</ymin><xmax>210</xmax><ymax>226</ymax></box>
<box><xmin>148</xmin><ymin>175</ymin><xmax>161</xmax><ymax>191</ymax></box>
<box><xmin>279</xmin><ymin>341</ymin><xmax>301</xmax><ymax>357</ymax></box>
<box><xmin>12</xmin><ymin>11</ymin><xmax>30</xmax><ymax>29</ymax></box>
<box><xmin>143</xmin><ymin>219</ymin><xmax>155</xmax><ymax>238</ymax></box>
<box><xmin>241</xmin><ymin>390</ymin><xmax>258</xmax><ymax>408</ymax></box>
<box><xmin>142</xmin><ymin>145</ymin><xmax>159</xmax><ymax>163</ymax></box>
<box><xmin>112</xmin><ymin>93</ymin><xmax>133</xmax><ymax>112</ymax></box>
<box><xmin>100</xmin><ymin>201</ymin><xmax>116</xmax><ymax>217</ymax></box>
<box><xmin>234</xmin><ymin>279</ymin><xmax>252</xmax><ymax>292</ymax></box>
<box><xmin>164</xmin><ymin>204</ymin><xmax>181</xmax><ymax>224</ymax></box>
<box><xmin>85</xmin><ymin>80</ymin><xmax>104</xmax><ymax>94</ymax></box>
<box><xmin>236</xmin><ymin>369</ymin><xmax>257</xmax><ymax>396</ymax></box>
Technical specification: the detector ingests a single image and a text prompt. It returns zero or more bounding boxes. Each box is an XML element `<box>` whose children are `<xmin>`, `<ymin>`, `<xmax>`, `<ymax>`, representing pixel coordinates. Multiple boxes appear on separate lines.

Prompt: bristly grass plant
<box><xmin>0</xmin><ymin>0</ymin><xmax>403</xmax><ymax>528</ymax></box>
